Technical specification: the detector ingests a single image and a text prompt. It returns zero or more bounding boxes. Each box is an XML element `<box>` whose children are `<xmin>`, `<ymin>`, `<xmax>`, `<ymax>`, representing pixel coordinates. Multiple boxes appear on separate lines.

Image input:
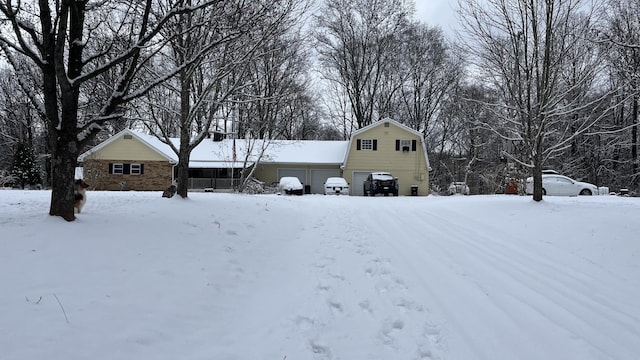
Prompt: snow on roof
<box><xmin>174</xmin><ymin>138</ymin><xmax>348</xmax><ymax>165</ymax></box>
<box><xmin>82</xmin><ymin>130</ymin><xmax>349</xmax><ymax>166</ymax></box>
<box><xmin>78</xmin><ymin>129</ymin><xmax>176</xmax><ymax>163</ymax></box>
<box><xmin>133</xmin><ymin>132</ymin><xmax>178</xmax><ymax>162</ymax></box>
<box><xmin>264</xmin><ymin>140</ymin><xmax>349</xmax><ymax>164</ymax></box>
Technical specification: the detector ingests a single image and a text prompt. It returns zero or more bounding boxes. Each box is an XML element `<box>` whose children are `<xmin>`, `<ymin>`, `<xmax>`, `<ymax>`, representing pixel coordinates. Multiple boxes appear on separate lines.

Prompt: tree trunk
<box><xmin>176</xmin><ymin>151</ymin><xmax>190</xmax><ymax>198</ymax></box>
<box><xmin>632</xmin><ymin>95</ymin><xmax>638</xmax><ymax>187</ymax></box>
<box><xmin>48</xmin><ymin>132</ymin><xmax>79</xmax><ymax>221</ymax></box>
<box><xmin>175</xmin><ymin>111</ymin><xmax>193</xmax><ymax>199</ymax></box>
<box><xmin>532</xmin><ymin>136</ymin><xmax>544</xmax><ymax>202</ymax></box>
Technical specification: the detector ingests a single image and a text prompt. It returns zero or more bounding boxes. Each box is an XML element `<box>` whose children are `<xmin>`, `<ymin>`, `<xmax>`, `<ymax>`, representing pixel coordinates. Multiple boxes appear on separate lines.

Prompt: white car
<box><xmin>277</xmin><ymin>177</ymin><xmax>304</xmax><ymax>195</ymax></box>
<box><xmin>324</xmin><ymin>177</ymin><xmax>349</xmax><ymax>195</ymax></box>
<box><xmin>448</xmin><ymin>182</ymin><xmax>469</xmax><ymax>195</ymax></box>
<box><xmin>525</xmin><ymin>174</ymin><xmax>598</xmax><ymax>196</ymax></box>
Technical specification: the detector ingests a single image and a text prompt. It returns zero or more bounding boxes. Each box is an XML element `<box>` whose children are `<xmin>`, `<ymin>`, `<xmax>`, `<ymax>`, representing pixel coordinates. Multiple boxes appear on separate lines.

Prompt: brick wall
<box><xmin>82</xmin><ymin>159</ymin><xmax>173</xmax><ymax>191</ymax></box>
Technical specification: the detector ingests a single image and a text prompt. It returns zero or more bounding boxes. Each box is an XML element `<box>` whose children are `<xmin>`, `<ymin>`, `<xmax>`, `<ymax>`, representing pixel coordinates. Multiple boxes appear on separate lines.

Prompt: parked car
<box><xmin>448</xmin><ymin>182</ymin><xmax>470</xmax><ymax>195</ymax></box>
<box><xmin>277</xmin><ymin>176</ymin><xmax>304</xmax><ymax>195</ymax></box>
<box><xmin>525</xmin><ymin>174</ymin><xmax>598</xmax><ymax>196</ymax></box>
<box><xmin>363</xmin><ymin>172</ymin><xmax>398</xmax><ymax>196</ymax></box>
<box><xmin>324</xmin><ymin>177</ymin><xmax>349</xmax><ymax>195</ymax></box>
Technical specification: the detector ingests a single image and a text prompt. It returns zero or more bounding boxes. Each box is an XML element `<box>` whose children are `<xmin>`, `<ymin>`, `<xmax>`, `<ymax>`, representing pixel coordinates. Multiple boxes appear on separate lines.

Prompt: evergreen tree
<box><xmin>11</xmin><ymin>142</ymin><xmax>41</xmax><ymax>189</ymax></box>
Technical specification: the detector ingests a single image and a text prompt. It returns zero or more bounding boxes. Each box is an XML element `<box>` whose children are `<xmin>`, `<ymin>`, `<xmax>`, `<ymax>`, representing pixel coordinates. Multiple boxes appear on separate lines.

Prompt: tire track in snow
<box><xmin>360</xmin><ymin>200</ymin><xmax>639</xmax><ymax>360</ymax></box>
<box><xmin>424</xmin><ymin>207</ymin><xmax>640</xmax><ymax>358</ymax></box>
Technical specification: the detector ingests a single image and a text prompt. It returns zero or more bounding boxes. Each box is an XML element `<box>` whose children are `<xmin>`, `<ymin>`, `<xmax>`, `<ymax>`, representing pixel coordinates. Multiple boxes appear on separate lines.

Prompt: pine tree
<box><xmin>11</xmin><ymin>142</ymin><xmax>41</xmax><ymax>189</ymax></box>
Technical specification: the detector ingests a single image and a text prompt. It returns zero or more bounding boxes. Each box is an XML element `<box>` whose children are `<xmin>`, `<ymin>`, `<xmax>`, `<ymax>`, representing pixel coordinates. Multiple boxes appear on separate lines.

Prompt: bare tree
<box><xmin>0</xmin><ymin>0</ymin><xmax>220</xmax><ymax>220</ymax></box>
<box><xmin>239</xmin><ymin>28</ymin><xmax>313</xmax><ymax>141</ymax></box>
<box><xmin>458</xmin><ymin>0</ymin><xmax>609</xmax><ymax>201</ymax></box>
<box><xmin>140</xmin><ymin>0</ymin><xmax>304</xmax><ymax>198</ymax></box>
<box><xmin>396</xmin><ymin>23</ymin><xmax>463</xmax><ymax>137</ymax></box>
<box><xmin>604</xmin><ymin>0</ymin><xmax>640</xmax><ymax>188</ymax></box>
<box><xmin>0</xmin><ymin>68</ymin><xmax>40</xmax><ymax>172</ymax></box>
<box><xmin>314</xmin><ymin>0</ymin><xmax>413</xmax><ymax>129</ymax></box>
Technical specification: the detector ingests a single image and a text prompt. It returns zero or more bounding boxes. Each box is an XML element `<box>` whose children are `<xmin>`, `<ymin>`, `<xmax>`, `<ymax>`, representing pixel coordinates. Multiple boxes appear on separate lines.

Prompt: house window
<box><xmin>113</xmin><ymin>163</ymin><xmax>124</xmax><ymax>174</ymax></box>
<box><xmin>109</xmin><ymin>163</ymin><xmax>144</xmax><ymax>175</ymax></box>
<box><xmin>356</xmin><ymin>139</ymin><xmax>378</xmax><ymax>151</ymax></box>
<box><xmin>396</xmin><ymin>139</ymin><xmax>418</xmax><ymax>152</ymax></box>
<box><xmin>131</xmin><ymin>163</ymin><xmax>142</xmax><ymax>175</ymax></box>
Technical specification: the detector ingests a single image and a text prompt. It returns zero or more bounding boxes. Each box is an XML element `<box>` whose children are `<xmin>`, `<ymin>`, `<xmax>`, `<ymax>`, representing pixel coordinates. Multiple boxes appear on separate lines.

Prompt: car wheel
<box><xmin>542</xmin><ymin>188</ymin><xmax>547</xmax><ymax>195</ymax></box>
<box><xmin>579</xmin><ymin>189</ymin><xmax>592</xmax><ymax>195</ymax></box>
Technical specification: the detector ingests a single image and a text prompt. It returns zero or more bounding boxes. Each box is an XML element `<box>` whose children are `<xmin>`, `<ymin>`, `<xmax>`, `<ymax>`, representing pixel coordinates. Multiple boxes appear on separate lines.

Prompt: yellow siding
<box><xmin>343</xmin><ymin>122</ymin><xmax>430</xmax><ymax>195</ymax></box>
<box><xmin>86</xmin><ymin>136</ymin><xmax>167</xmax><ymax>161</ymax></box>
<box><xmin>253</xmin><ymin>163</ymin><xmax>288</xmax><ymax>185</ymax></box>
<box><xmin>253</xmin><ymin>163</ymin><xmax>341</xmax><ymax>185</ymax></box>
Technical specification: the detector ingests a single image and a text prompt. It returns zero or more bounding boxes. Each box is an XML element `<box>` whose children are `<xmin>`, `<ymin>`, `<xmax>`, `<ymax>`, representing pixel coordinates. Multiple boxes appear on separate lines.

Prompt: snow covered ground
<box><xmin>1</xmin><ymin>190</ymin><xmax>639</xmax><ymax>360</ymax></box>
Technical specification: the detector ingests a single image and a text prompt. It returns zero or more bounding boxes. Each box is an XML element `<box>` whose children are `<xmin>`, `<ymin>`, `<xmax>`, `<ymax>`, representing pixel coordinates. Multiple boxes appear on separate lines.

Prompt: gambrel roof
<box><xmin>342</xmin><ymin>118</ymin><xmax>431</xmax><ymax>170</ymax></box>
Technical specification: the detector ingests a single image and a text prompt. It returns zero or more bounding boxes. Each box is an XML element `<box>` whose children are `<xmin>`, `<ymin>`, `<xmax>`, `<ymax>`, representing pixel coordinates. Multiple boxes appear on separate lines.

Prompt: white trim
<box><xmin>360</xmin><ymin>139</ymin><xmax>374</xmax><ymax>150</ymax></box>
<box><xmin>130</xmin><ymin>163</ymin><xmax>142</xmax><ymax>175</ymax></box>
<box><xmin>113</xmin><ymin>163</ymin><xmax>124</xmax><ymax>175</ymax></box>
<box><xmin>342</xmin><ymin>118</ymin><xmax>431</xmax><ymax>171</ymax></box>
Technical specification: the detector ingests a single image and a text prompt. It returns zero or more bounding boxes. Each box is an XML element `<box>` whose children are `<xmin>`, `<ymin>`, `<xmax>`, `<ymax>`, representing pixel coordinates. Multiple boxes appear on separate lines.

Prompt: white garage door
<box><xmin>278</xmin><ymin>168</ymin><xmax>307</xmax><ymax>187</ymax></box>
<box><xmin>352</xmin><ymin>171</ymin><xmax>371</xmax><ymax>196</ymax></box>
<box><xmin>310</xmin><ymin>169</ymin><xmax>341</xmax><ymax>194</ymax></box>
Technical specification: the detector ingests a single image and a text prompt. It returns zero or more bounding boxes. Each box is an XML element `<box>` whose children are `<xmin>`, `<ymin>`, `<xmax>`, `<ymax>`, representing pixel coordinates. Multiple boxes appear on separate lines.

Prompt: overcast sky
<box><xmin>414</xmin><ymin>0</ymin><xmax>460</xmax><ymax>36</ymax></box>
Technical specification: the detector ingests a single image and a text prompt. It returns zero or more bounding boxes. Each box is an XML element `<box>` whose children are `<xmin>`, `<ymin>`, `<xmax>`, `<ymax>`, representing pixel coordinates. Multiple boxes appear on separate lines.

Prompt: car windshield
<box><xmin>325</xmin><ymin>178</ymin><xmax>346</xmax><ymax>185</ymax></box>
<box><xmin>280</xmin><ymin>177</ymin><xmax>301</xmax><ymax>187</ymax></box>
<box><xmin>371</xmin><ymin>173</ymin><xmax>393</xmax><ymax>180</ymax></box>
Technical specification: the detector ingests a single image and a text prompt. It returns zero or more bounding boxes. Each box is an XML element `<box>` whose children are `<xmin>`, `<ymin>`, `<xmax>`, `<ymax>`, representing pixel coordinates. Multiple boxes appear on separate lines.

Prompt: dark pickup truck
<box><xmin>363</xmin><ymin>172</ymin><xmax>399</xmax><ymax>196</ymax></box>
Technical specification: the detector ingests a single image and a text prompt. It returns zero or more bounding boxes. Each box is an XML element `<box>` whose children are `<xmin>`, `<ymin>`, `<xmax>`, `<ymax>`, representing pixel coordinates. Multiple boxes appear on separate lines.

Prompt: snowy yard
<box><xmin>1</xmin><ymin>190</ymin><xmax>639</xmax><ymax>360</ymax></box>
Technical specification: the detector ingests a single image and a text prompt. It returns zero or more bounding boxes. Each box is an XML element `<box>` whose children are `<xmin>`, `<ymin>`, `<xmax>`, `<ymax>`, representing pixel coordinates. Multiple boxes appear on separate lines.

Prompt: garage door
<box><xmin>310</xmin><ymin>169</ymin><xmax>341</xmax><ymax>194</ymax></box>
<box><xmin>277</xmin><ymin>168</ymin><xmax>307</xmax><ymax>186</ymax></box>
<box><xmin>352</xmin><ymin>171</ymin><xmax>371</xmax><ymax>196</ymax></box>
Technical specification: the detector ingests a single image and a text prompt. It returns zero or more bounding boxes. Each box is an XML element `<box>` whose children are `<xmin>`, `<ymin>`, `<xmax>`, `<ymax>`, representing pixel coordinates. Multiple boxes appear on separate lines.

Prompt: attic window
<box><xmin>384</xmin><ymin>122</ymin><xmax>390</xmax><ymax>127</ymax></box>
<box><xmin>124</xmin><ymin>134</ymin><xmax>133</xmax><ymax>140</ymax></box>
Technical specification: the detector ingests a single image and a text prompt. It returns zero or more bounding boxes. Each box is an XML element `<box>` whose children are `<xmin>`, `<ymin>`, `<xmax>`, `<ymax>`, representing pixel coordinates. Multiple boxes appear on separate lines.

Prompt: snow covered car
<box><xmin>277</xmin><ymin>176</ymin><xmax>304</xmax><ymax>195</ymax></box>
<box><xmin>448</xmin><ymin>182</ymin><xmax>469</xmax><ymax>195</ymax></box>
<box><xmin>363</xmin><ymin>172</ymin><xmax>398</xmax><ymax>196</ymax></box>
<box><xmin>525</xmin><ymin>174</ymin><xmax>598</xmax><ymax>196</ymax></box>
<box><xmin>324</xmin><ymin>177</ymin><xmax>349</xmax><ymax>195</ymax></box>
